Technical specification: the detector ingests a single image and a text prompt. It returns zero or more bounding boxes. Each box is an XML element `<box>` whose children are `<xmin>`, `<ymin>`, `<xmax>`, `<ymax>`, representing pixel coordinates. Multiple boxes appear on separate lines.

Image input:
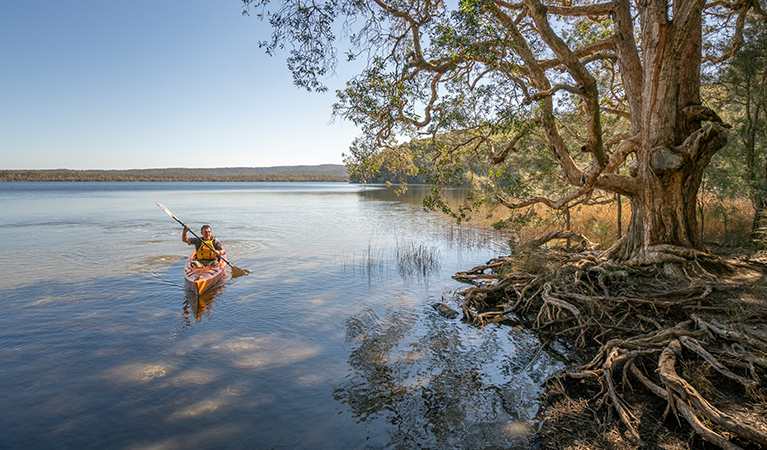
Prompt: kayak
<box><xmin>184</xmin><ymin>253</ymin><xmax>228</xmax><ymax>294</ymax></box>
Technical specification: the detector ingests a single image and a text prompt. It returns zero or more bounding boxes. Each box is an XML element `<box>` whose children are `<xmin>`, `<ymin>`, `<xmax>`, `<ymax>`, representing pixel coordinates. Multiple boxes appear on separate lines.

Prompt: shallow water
<box><xmin>0</xmin><ymin>182</ymin><xmax>568</xmax><ymax>449</ymax></box>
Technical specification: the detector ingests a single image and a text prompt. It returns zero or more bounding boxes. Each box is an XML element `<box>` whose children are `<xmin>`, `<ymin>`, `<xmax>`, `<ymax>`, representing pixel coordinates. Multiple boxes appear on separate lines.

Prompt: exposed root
<box><xmin>659</xmin><ymin>339</ymin><xmax>767</xmax><ymax>448</ymax></box>
<box><xmin>454</xmin><ymin>248</ymin><xmax>767</xmax><ymax>449</ymax></box>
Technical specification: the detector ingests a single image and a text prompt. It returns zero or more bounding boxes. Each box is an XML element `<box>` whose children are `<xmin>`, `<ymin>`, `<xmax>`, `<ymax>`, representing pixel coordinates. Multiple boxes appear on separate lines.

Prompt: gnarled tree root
<box><xmin>455</xmin><ymin>249</ymin><xmax>767</xmax><ymax>449</ymax></box>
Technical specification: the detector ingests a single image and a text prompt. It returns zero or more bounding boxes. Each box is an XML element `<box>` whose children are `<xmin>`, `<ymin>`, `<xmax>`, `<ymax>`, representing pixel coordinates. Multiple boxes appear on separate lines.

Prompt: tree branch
<box><xmin>538</xmin><ymin>36</ymin><xmax>616</xmax><ymax>70</ymax></box>
<box><xmin>488</xmin><ymin>2</ymin><xmax>585</xmax><ymax>186</ymax></box>
<box><xmin>495</xmin><ymin>0</ymin><xmax>614</xmax><ymax>16</ymax></box>
<box><xmin>489</xmin><ymin>119</ymin><xmax>538</xmax><ymax>164</ymax></box>
<box><xmin>524</xmin><ymin>0</ymin><xmax>606</xmax><ymax>167</ymax></box>
<box><xmin>527</xmin><ymin>83</ymin><xmax>585</xmax><ymax>103</ymax></box>
<box><xmin>702</xmin><ymin>1</ymin><xmax>750</xmax><ymax>64</ymax></box>
<box><xmin>497</xmin><ymin>185</ymin><xmax>594</xmax><ymax>210</ymax></box>
<box><xmin>611</xmin><ymin>0</ymin><xmax>643</xmax><ymax>133</ymax></box>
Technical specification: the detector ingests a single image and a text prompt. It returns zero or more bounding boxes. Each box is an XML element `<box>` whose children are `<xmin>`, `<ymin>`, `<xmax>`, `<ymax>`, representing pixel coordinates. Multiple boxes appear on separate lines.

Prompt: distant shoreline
<box><xmin>0</xmin><ymin>165</ymin><xmax>350</xmax><ymax>182</ymax></box>
<box><xmin>0</xmin><ymin>174</ymin><xmax>349</xmax><ymax>182</ymax></box>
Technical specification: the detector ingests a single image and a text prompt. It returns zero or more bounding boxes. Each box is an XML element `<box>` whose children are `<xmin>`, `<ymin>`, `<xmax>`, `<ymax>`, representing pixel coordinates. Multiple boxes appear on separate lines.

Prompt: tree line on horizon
<box><xmin>0</xmin><ymin>170</ymin><xmax>349</xmax><ymax>182</ymax></box>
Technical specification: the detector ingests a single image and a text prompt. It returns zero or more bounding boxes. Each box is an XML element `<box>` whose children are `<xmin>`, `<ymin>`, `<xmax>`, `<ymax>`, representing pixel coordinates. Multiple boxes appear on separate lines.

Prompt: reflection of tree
<box><xmin>358</xmin><ymin>185</ymin><xmax>468</xmax><ymax>209</ymax></box>
<box><xmin>358</xmin><ymin>185</ymin><xmax>511</xmax><ymax>254</ymax></box>
<box><xmin>335</xmin><ymin>302</ymin><xmax>566</xmax><ymax>449</ymax></box>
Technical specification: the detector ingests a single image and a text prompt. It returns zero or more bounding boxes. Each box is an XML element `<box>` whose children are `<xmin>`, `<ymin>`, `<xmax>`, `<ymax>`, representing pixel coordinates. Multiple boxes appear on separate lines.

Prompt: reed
<box><xmin>395</xmin><ymin>241</ymin><xmax>441</xmax><ymax>278</ymax></box>
<box><xmin>341</xmin><ymin>242</ymin><xmax>387</xmax><ymax>277</ymax></box>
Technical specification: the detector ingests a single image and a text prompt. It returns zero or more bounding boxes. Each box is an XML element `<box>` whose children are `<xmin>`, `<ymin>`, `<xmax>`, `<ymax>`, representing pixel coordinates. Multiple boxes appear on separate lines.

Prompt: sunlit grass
<box><xmin>485</xmin><ymin>194</ymin><xmax>754</xmax><ymax>250</ymax></box>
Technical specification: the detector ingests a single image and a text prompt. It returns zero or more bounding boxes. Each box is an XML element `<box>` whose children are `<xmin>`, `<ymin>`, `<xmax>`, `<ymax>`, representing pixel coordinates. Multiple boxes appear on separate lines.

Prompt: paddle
<box><xmin>156</xmin><ymin>203</ymin><xmax>250</xmax><ymax>277</ymax></box>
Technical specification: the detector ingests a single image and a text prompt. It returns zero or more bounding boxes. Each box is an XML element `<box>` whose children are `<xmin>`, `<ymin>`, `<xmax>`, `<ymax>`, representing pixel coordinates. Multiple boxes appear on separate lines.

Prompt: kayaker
<box><xmin>182</xmin><ymin>224</ymin><xmax>226</xmax><ymax>267</ymax></box>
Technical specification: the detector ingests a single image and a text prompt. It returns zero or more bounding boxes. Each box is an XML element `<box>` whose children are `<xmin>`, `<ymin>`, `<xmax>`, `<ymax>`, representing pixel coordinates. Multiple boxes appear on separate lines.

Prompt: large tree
<box><xmin>246</xmin><ymin>3</ymin><xmax>767</xmax><ymax>447</ymax></box>
<box><xmin>245</xmin><ymin>0</ymin><xmax>766</xmax><ymax>264</ymax></box>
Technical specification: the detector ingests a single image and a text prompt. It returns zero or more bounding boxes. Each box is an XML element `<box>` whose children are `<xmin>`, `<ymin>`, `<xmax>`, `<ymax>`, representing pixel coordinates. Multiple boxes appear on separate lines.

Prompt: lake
<box><xmin>0</xmin><ymin>182</ymin><xmax>568</xmax><ymax>450</ymax></box>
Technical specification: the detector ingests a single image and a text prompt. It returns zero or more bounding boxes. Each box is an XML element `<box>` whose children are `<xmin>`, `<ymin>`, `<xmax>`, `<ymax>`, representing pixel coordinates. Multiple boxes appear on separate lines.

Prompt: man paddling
<box><xmin>182</xmin><ymin>225</ymin><xmax>226</xmax><ymax>267</ymax></box>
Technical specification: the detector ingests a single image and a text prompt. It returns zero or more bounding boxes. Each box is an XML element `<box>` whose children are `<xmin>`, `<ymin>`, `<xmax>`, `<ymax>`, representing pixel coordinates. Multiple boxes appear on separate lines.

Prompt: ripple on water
<box><xmin>1</xmin><ymin>182</ymin><xmax>561</xmax><ymax>450</ymax></box>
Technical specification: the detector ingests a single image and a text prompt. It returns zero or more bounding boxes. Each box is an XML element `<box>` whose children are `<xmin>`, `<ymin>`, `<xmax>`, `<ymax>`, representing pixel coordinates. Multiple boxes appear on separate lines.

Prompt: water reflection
<box><xmin>1</xmin><ymin>182</ymin><xmax>552</xmax><ymax>449</ymax></box>
<box><xmin>358</xmin><ymin>184</ymin><xmax>469</xmax><ymax>207</ymax></box>
<box><xmin>358</xmin><ymin>184</ymin><xmax>513</xmax><ymax>255</ymax></box>
<box><xmin>183</xmin><ymin>285</ymin><xmax>227</xmax><ymax>324</ymax></box>
<box><xmin>335</xmin><ymin>303</ymin><xmax>566</xmax><ymax>449</ymax></box>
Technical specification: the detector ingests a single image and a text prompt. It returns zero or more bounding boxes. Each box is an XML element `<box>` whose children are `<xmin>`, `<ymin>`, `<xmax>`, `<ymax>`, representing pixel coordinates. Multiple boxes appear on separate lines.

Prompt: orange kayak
<box><xmin>184</xmin><ymin>253</ymin><xmax>228</xmax><ymax>294</ymax></box>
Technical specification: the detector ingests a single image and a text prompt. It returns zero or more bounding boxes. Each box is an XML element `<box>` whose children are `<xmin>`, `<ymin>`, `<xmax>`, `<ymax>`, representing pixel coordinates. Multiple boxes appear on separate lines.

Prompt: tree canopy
<box><xmin>244</xmin><ymin>0</ymin><xmax>767</xmax><ymax>262</ymax></box>
<box><xmin>244</xmin><ymin>3</ymin><xmax>767</xmax><ymax>448</ymax></box>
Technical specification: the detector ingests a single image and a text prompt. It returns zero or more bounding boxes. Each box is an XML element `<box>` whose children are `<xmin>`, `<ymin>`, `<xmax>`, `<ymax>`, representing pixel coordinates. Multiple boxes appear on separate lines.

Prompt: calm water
<box><xmin>0</xmin><ymin>182</ymin><xmax>568</xmax><ymax>450</ymax></box>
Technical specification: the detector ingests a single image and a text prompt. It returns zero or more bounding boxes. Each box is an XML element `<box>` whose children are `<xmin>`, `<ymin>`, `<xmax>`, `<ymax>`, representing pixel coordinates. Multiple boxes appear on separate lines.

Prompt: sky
<box><xmin>0</xmin><ymin>0</ymin><xmax>362</xmax><ymax>170</ymax></box>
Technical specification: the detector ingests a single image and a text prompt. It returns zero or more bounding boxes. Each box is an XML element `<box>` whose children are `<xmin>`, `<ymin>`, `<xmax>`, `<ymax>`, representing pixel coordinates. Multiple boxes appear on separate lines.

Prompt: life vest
<box><xmin>196</xmin><ymin>236</ymin><xmax>219</xmax><ymax>260</ymax></box>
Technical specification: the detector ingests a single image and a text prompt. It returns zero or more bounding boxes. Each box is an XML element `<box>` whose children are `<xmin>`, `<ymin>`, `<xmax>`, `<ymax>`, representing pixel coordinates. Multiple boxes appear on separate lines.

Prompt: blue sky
<box><xmin>0</xmin><ymin>0</ymin><xmax>361</xmax><ymax>170</ymax></box>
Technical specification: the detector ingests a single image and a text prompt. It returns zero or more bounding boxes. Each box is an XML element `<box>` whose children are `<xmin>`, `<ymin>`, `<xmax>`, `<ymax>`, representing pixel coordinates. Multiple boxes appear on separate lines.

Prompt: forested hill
<box><xmin>0</xmin><ymin>165</ymin><xmax>350</xmax><ymax>182</ymax></box>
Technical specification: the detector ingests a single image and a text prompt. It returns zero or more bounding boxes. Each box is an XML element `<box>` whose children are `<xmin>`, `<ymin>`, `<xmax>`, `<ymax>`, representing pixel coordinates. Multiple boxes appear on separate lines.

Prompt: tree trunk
<box><xmin>748</xmin><ymin>65</ymin><xmax>767</xmax><ymax>232</ymax></box>
<box><xmin>605</xmin><ymin>0</ymin><xmax>729</xmax><ymax>262</ymax></box>
<box><xmin>607</xmin><ymin>158</ymin><xmax>719</xmax><ymax>262</ymax></box>
<box><xmin>608</xmin><ymin>121</ymin><xmax>729</xmax><ymax>263</ymax></box>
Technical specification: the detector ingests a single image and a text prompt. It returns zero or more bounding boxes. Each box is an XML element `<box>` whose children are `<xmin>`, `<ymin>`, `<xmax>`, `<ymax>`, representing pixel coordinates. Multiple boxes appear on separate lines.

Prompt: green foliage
<box><xmin>703</xmin><ymin>146</ymin><xmax>749</xmax><ymax>199</ymax></box>
<box><xmin>246</xmin><ymin>0</ymin><xmax>757</xmax><ymax>249</ymax></box>
<box><xmin>422</xmin><ymin>187</ymin><xmax>475</xmax><ymax>223</ymax></box>
<box><xmin>243</xmin><ymin>0</ymin><xmax>343</xmax><ymax>92</ymax></box>
<box><xmin>247</xmin><ymin>0</ymin><xmax>615</xmax><ymax>211</ymax></box>
<box><xmin>492</xmin><ymin>208</ymin><xmax>540</xmax><ymax>230</ymax></box>
<box><xmin>706</xmin><ymin>17</ymin><xmax>767</xmax><ymax>232</ymax></box>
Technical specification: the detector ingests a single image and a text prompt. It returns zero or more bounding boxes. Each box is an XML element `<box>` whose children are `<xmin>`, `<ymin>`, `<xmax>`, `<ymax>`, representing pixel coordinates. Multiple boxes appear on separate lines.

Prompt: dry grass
<box><xmin>483</xmin><ymin>195</ymin><xmax>755</xmax><ymax>251</ymax></box>
<box><xmin>698</xmin><ymin>196</ymin><xmax>754</xmax><ymax>245</ymax></box>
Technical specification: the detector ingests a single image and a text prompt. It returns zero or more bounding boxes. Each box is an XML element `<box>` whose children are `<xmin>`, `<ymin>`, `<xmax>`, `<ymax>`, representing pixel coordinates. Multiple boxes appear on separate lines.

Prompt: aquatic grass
<box><xmin>395</xmin><ymin>241</ymin><xmax>441</xmax><ymax>278</ymax></box>
<box><xmin>342</xmin><ymin>242</ymin><xmax>387</xmax><ymax>279</ymax></box>
<box><xmin>342</xmin><ymin>240</ymin><xmax>442</xmax><ymax>280</ymax></box>
<box><xmin>362</xmin><ymin>243</ymin><xmax>386</xmax><ymax>275</ymax></box>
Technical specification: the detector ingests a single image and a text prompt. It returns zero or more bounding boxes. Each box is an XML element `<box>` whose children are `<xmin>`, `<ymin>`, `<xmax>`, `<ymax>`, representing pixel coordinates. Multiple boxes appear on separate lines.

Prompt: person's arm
<box><xmin>182</xmin><ymin>226</ymin><xmax>192</xmax><ymax>244</ymax></box>
<box><xmin>215</xmin><ymin>239</ymin><xmax>226</xmax><ymax>258</ymax></box>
